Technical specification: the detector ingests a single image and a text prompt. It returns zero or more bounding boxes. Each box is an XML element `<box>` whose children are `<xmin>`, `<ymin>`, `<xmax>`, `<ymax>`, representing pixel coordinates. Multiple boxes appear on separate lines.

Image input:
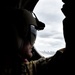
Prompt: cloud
<box><xmin>39</xmin><ymin>50</ymin><xmax>56</xmax><ymax>57</ymax></box>
<box><xmin>33</xmin><ymin>0</ymin><xmax>65</xmax><ymax>57</ymax></box>
<box><xmin>37</xmin><ymin>23</ymin><xmax>64</xmax><ymax>38</ymax></box>
<box><xmin>34</xmin><ymin>0</ymin><xmax>65</xmax><ymax>24</ymax></box>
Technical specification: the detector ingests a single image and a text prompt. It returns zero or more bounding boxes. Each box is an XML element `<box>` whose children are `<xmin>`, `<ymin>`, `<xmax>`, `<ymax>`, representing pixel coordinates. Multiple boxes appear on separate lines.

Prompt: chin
<box><xmin>27</xmin><ymin>53</ymin><xmax>33</xmax><ymax>58</ymax></box>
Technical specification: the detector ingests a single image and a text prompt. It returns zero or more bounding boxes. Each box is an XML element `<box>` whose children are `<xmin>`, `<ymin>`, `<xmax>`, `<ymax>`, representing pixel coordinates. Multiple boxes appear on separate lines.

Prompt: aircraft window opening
<box><xmin>33</xmin><ymin>0</ymin><xmax>65</xmax><ymax>57</ymax></box>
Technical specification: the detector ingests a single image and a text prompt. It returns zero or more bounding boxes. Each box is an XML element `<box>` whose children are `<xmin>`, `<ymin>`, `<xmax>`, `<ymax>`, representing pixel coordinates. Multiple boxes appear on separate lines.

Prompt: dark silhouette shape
<box><xmin>0</xmin><ymin>0</ymin><xmax>74</xmax><ymax>75</ymax></box>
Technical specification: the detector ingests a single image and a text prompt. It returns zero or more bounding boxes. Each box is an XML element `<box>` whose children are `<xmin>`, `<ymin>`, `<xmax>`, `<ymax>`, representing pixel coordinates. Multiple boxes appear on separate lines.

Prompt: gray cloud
<box><xmin>40</xmin><ymin>50</ymin><xmax>55</xmax><ymax>55</ymax></box>
<box><xmin>36</xmin><ymin>12</ymin><xmax>64</xmax><ymax>24</ymax></box>
<box><xmin>33</xmin><ymin>0</ymin><xmax>65</xmax><ymax>57</ymax></box>
<box><xmin>34</xmin><ymin>0</ymin><xmax>64</xmax><ymax>24</ymax></box>
<box><xmin>37</xmin><ymin>28</ymin><xmax>63</xmax><ymax>38</ymax></box>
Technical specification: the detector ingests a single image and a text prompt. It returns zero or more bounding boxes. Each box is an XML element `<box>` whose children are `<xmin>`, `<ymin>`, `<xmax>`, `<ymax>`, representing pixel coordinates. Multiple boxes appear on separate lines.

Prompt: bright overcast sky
<box><xmin>33</xmin><ymin>0</ymin><xmax>65</xmax><ymax>57</ymax></box>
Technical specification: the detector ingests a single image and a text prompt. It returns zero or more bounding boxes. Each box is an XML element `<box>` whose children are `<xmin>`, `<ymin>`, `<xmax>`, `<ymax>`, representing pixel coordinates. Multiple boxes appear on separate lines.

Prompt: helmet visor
<box><xmin>30</xmin><ymin>25</ymin><xmax>37</xmax><ymax>46</ymax></box>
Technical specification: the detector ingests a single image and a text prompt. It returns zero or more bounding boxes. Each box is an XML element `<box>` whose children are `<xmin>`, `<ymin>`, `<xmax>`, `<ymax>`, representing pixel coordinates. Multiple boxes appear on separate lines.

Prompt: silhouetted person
<box><xmin>1</xmin><ymin>0</ymin><xmax>73</xmax><ymax>75</ymax></box>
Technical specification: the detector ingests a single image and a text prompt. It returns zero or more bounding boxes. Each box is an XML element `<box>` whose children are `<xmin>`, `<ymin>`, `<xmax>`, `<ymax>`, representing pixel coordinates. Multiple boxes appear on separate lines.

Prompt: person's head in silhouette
<box><xmin>17</xmin><ymin>25</ymin><xmax>37</xmax><ymax>61</ymax></box>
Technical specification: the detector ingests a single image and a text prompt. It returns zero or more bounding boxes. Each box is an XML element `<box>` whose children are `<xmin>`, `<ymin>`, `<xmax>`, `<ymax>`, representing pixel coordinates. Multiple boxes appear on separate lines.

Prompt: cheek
<box><xmin>22</xmin><ymin>45</ymin><xmax>31</xmax><ymax>53</ymax></box>
<box><xmin>21</xmin><ymin>45</ymin><xmax>33</xmax><ymax>58</ymax></box>
<box><xmin>22</xmin><ymin>46</ymin><xmax>28</xmax><ymax>53</ymax></box>
<box><xmin>23</xmin><ymin>47</ymin><xmax>33</xmax><ymax>58</ymax></box>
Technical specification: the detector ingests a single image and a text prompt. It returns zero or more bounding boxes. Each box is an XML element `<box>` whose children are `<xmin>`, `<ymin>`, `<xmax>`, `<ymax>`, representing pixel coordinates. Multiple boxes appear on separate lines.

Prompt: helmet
<box><xmin>15</xmin><ymin>9</ymin><xmax>45</xmax><ymax>48</ymax></box>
